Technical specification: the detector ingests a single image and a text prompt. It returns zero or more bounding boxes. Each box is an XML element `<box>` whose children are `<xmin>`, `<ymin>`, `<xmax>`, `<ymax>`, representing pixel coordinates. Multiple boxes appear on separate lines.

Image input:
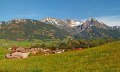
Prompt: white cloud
<box><xmin>95</xmin><ymin>16</ymin><xmax>120</xmax><ymax>26</ymax></box>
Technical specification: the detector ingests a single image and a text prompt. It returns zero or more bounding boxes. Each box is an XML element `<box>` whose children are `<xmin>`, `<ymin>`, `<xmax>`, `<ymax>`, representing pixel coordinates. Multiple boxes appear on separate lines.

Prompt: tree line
<box><xmin>31</xmin><ymin>37</ymin><xmax>115</xmax><ymax>50</ymax></box>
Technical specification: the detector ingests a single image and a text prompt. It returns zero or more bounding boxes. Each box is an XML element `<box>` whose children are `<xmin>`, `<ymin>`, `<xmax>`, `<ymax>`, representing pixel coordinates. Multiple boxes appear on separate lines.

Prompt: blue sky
<box><xmin>0</xmin><ymin>0</ymin><xmax>120</xmax><ymax>26</ymax></box>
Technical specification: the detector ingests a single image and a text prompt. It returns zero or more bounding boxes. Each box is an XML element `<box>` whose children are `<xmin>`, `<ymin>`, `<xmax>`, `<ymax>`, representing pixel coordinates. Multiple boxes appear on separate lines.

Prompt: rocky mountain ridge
<box><xmin>0</xmin><ymin>17</ymin><xmax>120</xmax><ymax>40</ymax></box>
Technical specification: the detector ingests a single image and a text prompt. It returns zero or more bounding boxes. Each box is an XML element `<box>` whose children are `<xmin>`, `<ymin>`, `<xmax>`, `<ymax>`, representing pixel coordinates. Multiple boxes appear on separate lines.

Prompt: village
<box><xmin>5</xmin><ymin>46</ymin><xmax>82</xmax><ymax>59</ymax></box>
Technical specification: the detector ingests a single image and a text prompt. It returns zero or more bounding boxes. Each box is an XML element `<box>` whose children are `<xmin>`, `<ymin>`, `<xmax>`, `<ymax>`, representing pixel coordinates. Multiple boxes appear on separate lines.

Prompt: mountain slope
<box><xmin>75</xmin><ymin>26</ymin><xmax>120</xmax><ymax>39</ymax></box>
<box><xmin>74</xmin><ymin>18</ymin><xmax>120</xmax><ymax>39</ymax></box>
<box><xmin>0</xmin><ymin>17</ymin><xmax>120</xmax><ymax>40</ymax></box>
<box><xmin>0</xmin><ymin>19</ymin><xmax>70</xmax><ymax>40</ymax></box>
<box><xmin>41</xmin><ymin>17</ymin><xmax>120</xmax><ymax>39</ymax></box>
<box><xmin>41</xmin><ymin>18</ymin><xmax>83</xmax><ymax>33</ymax></box>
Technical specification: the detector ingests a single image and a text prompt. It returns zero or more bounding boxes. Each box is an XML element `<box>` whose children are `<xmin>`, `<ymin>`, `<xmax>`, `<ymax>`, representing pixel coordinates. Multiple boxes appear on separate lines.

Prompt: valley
<box><xmin>0</xmin><ymin>17</ymin><xmax>120</xmax><ymax>72</ymax></box>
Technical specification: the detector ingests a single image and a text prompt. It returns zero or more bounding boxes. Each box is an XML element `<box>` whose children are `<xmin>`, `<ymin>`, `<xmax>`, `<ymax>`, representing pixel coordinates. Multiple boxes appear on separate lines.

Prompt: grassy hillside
<box><xmin>0</xmin><ymin>41</ymin><xmax>120</xmax><ymax>72</ymax></box>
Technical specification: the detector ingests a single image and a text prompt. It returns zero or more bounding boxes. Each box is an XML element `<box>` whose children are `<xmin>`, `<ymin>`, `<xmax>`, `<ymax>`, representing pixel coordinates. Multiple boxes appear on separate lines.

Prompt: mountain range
<box><xmin>0</xmin><ymin>17</ymin><xmax>120</xmax><ymax>41</ymax></box>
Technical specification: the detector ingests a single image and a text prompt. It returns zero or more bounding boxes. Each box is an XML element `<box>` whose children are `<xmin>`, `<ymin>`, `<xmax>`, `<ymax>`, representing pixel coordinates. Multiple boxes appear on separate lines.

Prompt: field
<box><xmin>0</xmin><ymin>41</ymin><xmax>120</xmax><ymax>72</ymax></box>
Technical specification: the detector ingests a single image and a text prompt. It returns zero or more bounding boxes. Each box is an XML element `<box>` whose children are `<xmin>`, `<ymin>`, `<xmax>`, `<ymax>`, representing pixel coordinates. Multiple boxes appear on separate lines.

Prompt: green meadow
<box><xmin>0</xmin><ymin>41</ymin><xmax>120</xmax><ymax>72</ymax></box>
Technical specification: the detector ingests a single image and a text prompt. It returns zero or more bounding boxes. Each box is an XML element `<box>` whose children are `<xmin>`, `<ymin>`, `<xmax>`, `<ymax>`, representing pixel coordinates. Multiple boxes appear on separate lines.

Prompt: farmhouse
<box><xmin>5</xmin><ymin>52</ymin><xmax>30</xmax><ymax>59</ymax></box>
<box><xmin>5</xmin><ymin>47</ymin><xmax>65</xmax><ymax>59</ymax></box>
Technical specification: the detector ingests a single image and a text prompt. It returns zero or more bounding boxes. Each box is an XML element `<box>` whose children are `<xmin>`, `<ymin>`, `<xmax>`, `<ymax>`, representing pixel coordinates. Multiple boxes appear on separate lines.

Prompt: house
<box><xmin>53</xmin><ymin>49</ymin><xmax>65</xmax><ymax>54</ymax></box>
<box><xmin>5</xmin><ymin>47</ymin><xmax>66</xmax><ymax>59</ymax></box>
<box><xmin>5</xmin><ymin>52</ymin><xmax>30</xmax><ymax>59</ymax></box>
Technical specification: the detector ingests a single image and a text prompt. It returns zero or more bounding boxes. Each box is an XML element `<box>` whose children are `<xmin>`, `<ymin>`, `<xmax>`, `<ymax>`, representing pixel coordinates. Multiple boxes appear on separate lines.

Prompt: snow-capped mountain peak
<box><xmin>41</xmin><ymin>17</ymin><xmax>83</xmax><ymax>27</ymax></box>
<box><xmin>41</xmin><ymin>17</ymin><xmax>62</xmax><ymax>25</ymax></box>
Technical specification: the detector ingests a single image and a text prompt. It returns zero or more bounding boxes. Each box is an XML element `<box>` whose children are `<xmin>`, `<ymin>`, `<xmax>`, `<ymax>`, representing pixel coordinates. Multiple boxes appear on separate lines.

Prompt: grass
<box><xmin>0</xmin><ymin>41</ymin><xmax>120</xmax><ymax>72</ymax></box>
<box><xmin>0</xmin><ymin>39</ymin><xmax>32</xmax><ymax>48</ymax></box>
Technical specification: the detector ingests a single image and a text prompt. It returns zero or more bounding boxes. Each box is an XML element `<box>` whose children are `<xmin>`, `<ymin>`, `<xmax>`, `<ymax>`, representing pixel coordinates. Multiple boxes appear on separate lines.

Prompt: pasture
<box><xmin>0</xmin><ymin>41</ymin><xmax>120</xmax><ymax>72</ymax></box>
